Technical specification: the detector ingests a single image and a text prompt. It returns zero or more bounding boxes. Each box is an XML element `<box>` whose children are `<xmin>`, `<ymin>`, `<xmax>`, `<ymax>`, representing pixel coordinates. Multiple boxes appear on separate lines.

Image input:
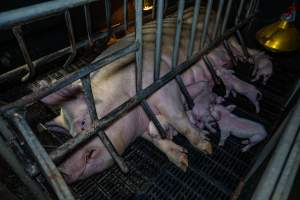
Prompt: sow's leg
<box><xmin>149</xmin><ymin>80</ymin><xmax>213</xmax><ymax>154</ymax></box>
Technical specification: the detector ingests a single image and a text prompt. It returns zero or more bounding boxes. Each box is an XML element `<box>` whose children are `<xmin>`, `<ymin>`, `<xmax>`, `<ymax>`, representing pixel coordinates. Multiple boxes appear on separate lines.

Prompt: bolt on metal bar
<box><xmin>154</xmin><ymin>0</ymin><xmax>164</xmax><ymax>81</ymax></box>
<box><xmin>84</xmin><ymin>4</ymin><xmax>93</xmax><ymax>46</ymax></box>
<box><xmin>0</xmin><ymin>44</ymin><xmax>137</xmax><ymax>113</ymax></box>
<box><xmin>187</xmin><ymin>0</ymin><xmax>201</xmax><ymax>58</ymax></box>
<box><xmin>81</xmin><ymin>75</ymin><xmax>98</xmax><ymax>121</ymax></box>
<box><xmin>221</xmin><ymin>0</ymin><xmax>233</xmax><ymax>34</ymax></box>
<box><xmin>252</xmin><ymin>98</ymin><xmax>300</xmax><ymax>200</ymax></box>
<box><xmin>172</xmin><ymin>0</ymin><xmax>194</xmax><ymax>110</ymax></box>
<box><xmin>200</xmin><ymin>0</ymin><xmax>213</xmax><ymax>48</ymax></box>
<box><xmin>10</xmin><ymin>111</ymin><xmax>74</xmax><ymax>200</ymax></box>
<box><xmin>12</xmin><ymin>26</ymin><xmax>35</xmax><ymax>81</ymax></box>
<box><xmin>212</xmin><ymin>0</ymin><xmax>224</xmax><ymax>40</ymax></box>
<box><xmin>203</xmin><ymin>56</ymin><xmax>221</xmax><ymax>85</ymax></box>
<box><xmin>63</xmin><ymin>10</ymin><xmax>77</xmax><ymax>69</ymax></box>
<box><xmin>0</xmin><ymin>0</ymin><xmax>99</xmax><ymax>30</ymax></box>
<box><xmin>0</xmin><ymin>123</ymin><xmax>49</xmax><ymax>200</ymax></box>
<box><xmin>104</xmin><ymin>0</ymin><xmax>112</xmax><ymax>38</ymax></box>
<box><xmin>124</xmin><ymin>0</ymin><xmax>128</xmax><ymax>31</ymax></box>
<box><xmin>49</xmin><ymin>15</ymin><xmax>257</xmax><ymax>164</ymax></box>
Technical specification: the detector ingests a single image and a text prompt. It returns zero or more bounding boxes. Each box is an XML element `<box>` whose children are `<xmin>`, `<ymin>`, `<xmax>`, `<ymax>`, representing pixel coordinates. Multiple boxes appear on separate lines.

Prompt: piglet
<box><xmin>216</xmin><ymin>68</ymin><xmax>262</xmax><ymax>113</ymax></box>
<box><xmin>210</xmin><ymin>104</ymin><xmax>267</xmax><ymax>152</ymax></box>
<box><xmin>251</xmin><ymin>52</ymin><xmax>273</xmax><ymax>85</ymax></box>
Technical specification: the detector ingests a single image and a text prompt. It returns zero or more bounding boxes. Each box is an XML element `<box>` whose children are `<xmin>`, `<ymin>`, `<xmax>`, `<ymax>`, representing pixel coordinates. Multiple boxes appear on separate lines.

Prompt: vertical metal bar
<box><xmin>12</xmin><ymin>26</ymin><xmax>35</xmax><ymax>81</ymax></box>
<box><xmin>236</xmin><ymin>30</ymin><xmax>250</xmax><ymax>58</ymax></box>
<box><xmin>154</xmin><ymin>0</ymin><xmax>164</xmax><ymax>81</ymax></box>
<box><xmin>212</xmin><ymin>0</ymin><xmax>224</xmax><ymax>40</ymax></box>
<box><xmin>235</xmin><ymin>0</ymin><xmax>245</xmax><ymax>25</ymax></box>
<box><xmin>10</xmin><ymin>112</ymin><xmax>74</xmax><ymax>200</ymax></box>
<box><xmin>141</xmin><ymin>101</ymin><xmax>166</xmax><ymax>138</ymax></box>
<box><xmin>221</xmin><ymin>0</ymin><xmax>233</xmax><ymax>34</ymax></box>
<box><xmin>172</xmin><ymin>0</ymin><xmax>194</xmax><ymax>110</ymax></box>
<box><xmin>246</xmin><ymin>0</ymin><xmax>255</xmax><ymax>18</ymax></box>
<box><xmin>163</xmin><ymin>0</ymin><xmax>168</xmax><ymax>16</ymax></box>
<box><xmin>84</xmin><ymin>4</ymin><xmax>93</xmax><ymax>46</ymax></box>
<box><xmin>104</xmin><ymin>0</ymin><xmax>112</xmax><ymax>38</ymax></box>
<box><xmin>187</xmin><ymin>0</ymin><xmax>201</xmax><ymax>58</ymax></box>
<box><xmin>223</xmin><ymin>40</ymin><xmax>237</xmax><ymax>66</ymax></box>
<box><xmin>152</xmin><ymin>0</ymin><xmax>156</xmax><ymax>19</ymax></box>
<box><xmin>81</xmin><ymin>75</ymin><xmax>98</xmax><ymax>122</ymax></box>
<box><xmin>124</xmin><ymin>0</ymin><xmax>128</xmax><ymax>31</ymax></box>
<box><xmin>135</xmin><ymin>0</ymin><xmax>143</xmax><ymax>92</ymax></box>
<box><xmin>203</xmin><ymin>56</ymin><xmax>221</xmax><ymax>85</ymax></box>
<box><xmin>63</xmin><ymin>10</ymin><xmax>77</xmax><ymax>68</ymax></box>
<box><xmin>200</xmin><ymin>0</ymin><xmax>213</xmax><ymax>48</ymax></box>
<box><xmin>253</xmin><ymin>0</ymin><xmax>260</xmax><ymax>14</ymax></box>
<box><xmin>97</xmin><ymin>130</ymin><xmax>129</xmax><ymax>173</ymax></box>
<box><xmin>0</xmin><ymin>128</ymin><xmax>49</xmax><ymax>200</ymax></box>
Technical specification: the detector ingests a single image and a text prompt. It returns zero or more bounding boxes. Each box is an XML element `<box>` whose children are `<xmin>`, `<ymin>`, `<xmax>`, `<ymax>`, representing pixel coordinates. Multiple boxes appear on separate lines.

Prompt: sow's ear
<box><xmin>41</xmin><ymin>84</ymin><xmax>83</xmax><ymax>106</ymax></box>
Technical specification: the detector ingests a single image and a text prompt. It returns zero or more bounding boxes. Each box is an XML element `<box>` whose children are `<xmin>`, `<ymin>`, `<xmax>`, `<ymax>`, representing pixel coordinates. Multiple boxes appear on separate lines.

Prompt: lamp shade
<box><xmin>256</xmin><ymin>19</ymin><xmax>300</xmax><ymax>52</ymax></box>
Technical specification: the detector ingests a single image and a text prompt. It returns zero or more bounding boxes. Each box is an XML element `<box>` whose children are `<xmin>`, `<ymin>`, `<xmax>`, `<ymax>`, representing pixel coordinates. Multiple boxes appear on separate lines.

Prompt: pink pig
<box><xmin>210</xmin><ymin>104</ymin><xmax>267</xmax><ymax>152</ymax></box>
<box><xmin>216</xmin><ymin>68</ymin><xmax>262</xmax><ymax>113</ymax></box>
<box><xmin>251</xmin><ymin>52</ymin><xmax>273</xmax><ymax>85</ymax></box>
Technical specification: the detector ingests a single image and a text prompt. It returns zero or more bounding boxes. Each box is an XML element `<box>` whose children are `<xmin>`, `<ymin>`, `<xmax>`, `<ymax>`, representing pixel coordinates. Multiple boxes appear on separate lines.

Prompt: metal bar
<box><xmin>272</xmin><ymin>128</ymin><xmax>300</xmax><ymax>200</ymax></box>
<box><xmin>172</xmin><ymin>0</ymin><xmax>194</xmax><ymax>110</ymax></box>
<box><xmin>0</xmin><ymin>0</ymin><xmax>99</xmax><ymax>29</ymax></box>
<box><xmin>141</xmin><ymin>101</ymin><xmax>167</xmax><ymax>138</ymax></box>
<box><xmin>97</xmin><ymin>130</ymin><xmax>129</xmax><ymax>173</ymax></box>
<box><xmin>81</xmin><ymin>75</ymin><xmax>98</xmax><ymax>121</ymax></box>
<box><xmin>84</xmin><ymin>4</ymin><xmax>93</xmax><ymax>46</ymax></box>
<box><xmin>154</xmin><ymin>0</ymin><xmax>164</xmax><ymax>81</ymax></box>
<box><xmin>235</xmin><ymin>0</ymin><xmax>245</xmax><ymax>25</ymax></box>
<box><xmin>252</xmin><ymin>98</ymin><xmax>300</xmax><ymax>200</ymax></box>
<box><xmin>187</xmin><ymin>0</ymin><xmax>201</xmax><ymax>58</ymax></box>
<box><xmin>49</xmin><ymin>16</ymin><xmax>256</xmax><ymax>164</ymax></box>
<box><xmin>246</xmin><ymin>0</ymin><xmax>255</xmax><ymax>18</ymax></box>
<box><xmin>135</xmin><ymin>0</ymin><xmax>143</xmax><ymax>92</ymax></box>
<box><xmin>223</xmin><ymin>40</ymin><xmax>237</xmax><ymax>66</ymax></box>
<box><xmin>124</xmin><ymin>0</ymin><xmax>128</xmax><ymax>31</ymax></box>
<box><xmin>0</xmin><ymin>44</ymin><xmax>137</xmax><ymax>113</ymax></box>
<box><xmin>163</xmin><ymin>0</ymin><xmax>168</xmax><ymax>16</ymax></box>
<box><xmin>203</xmin><ymin>56</ymin><xmax>221</xmax><ymax>85</ymax></box>
<box><xmin>10</xmin><ymin>112</ymin><xmax>74</xmax><ymax>200</ymax></box>
<box><xmin>212</xmin><ymin>0</ymin><xmax>224</xmax><ymax>40</ymax></box>
<box><xmin>0</xmin><ymin>127</ymin><xmax>48</xmax><ymax>200</ymax></box>
<box><xmin>12</xmin><ymin>26</ymin><xmax>35</xmax><ymax>81</ymax></box>
<box><xmin>104</xmin><ymin>0</ymin><xmax>112</xmax><ymax>38</ymax></box>
<box><xmin>0</xmin><ymin>23</ymin><xmax>135</xmax><ymax>84</ymax></box>
<box><xmin>200</xmin><ymin>0</ymin><xmax>213</xmax><ymax>48</ymax></box>
<box><xmin>221</xmin><ymin>0</ymin><xmax>233</xmax><ymax>34</ymax></box>
<box><xmin>236</xmin><ymin>30</ymin><xmax>250</xmax><ymax>59</ymax></box>
<box><xmin>63</xmin><ymin>10</ymin><xmax>77</xmax><ymax>68</ymax></box>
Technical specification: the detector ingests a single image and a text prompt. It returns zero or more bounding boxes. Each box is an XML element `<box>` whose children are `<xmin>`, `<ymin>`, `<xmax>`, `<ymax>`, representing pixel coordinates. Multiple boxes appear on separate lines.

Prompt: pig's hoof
<box><xmin>194</xmin><ymin>140</ymin><xmax>213</xmax><ymax>155</ymax></box>
<box><xmin>166</xmin><ymin>143</ymin><xmax>189</xmax><ymax>171</ymax></box>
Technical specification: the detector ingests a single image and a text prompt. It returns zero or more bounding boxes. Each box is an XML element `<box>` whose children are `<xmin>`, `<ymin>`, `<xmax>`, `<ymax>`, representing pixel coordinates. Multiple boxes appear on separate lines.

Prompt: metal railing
<box><xmin>0</xmin><ymin>0</ymin><xmax>259</xmax><ymax>199</ymax></box>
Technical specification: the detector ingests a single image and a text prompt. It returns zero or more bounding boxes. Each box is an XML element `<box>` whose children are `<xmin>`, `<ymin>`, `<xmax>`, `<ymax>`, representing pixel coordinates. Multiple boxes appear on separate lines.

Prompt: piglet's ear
<box><xmin>226</xmin><ymin>104</ymin><xmax>236</xmax><ymax>112</ymax></box>
<box><xmin>41</xmin><ymin>84</ymin><xmax>83</xmax><ymax>106</ymax></box>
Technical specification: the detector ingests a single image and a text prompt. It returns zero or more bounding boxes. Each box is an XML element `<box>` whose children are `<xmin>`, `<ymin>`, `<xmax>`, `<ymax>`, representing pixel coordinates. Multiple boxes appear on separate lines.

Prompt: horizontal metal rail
<box><xmin>0</xmin><ymin>0</ymin><xmax>99</xmax><ymax>29</ymax></box>
<box><xmin>48</xmin><ymin>15</ymin><xmax>256</xmax><ymax>164</ymax></box>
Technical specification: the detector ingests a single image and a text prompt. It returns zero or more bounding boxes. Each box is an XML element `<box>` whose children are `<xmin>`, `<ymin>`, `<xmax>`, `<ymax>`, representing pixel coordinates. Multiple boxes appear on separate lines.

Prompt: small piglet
<box><xmin>251</xmin><ymin>52</ymin><xmax>273</xmax><ymax>85</ymax></box>
<box><xmin>216</xmin><ymin>68</ymin><xmax>262</xmax><ymax>113</ymax></box>
<box><xmin>210</xmin><ymin>104</ymin><xmax>267</xmax><ymax>152</ymax></box>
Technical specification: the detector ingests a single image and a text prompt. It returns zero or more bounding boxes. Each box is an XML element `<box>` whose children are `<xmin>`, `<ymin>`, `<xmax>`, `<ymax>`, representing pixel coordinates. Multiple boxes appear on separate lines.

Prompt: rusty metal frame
<box><xmin>0</xmin><ymin>0</ymin><xmax>259</xmax><ymax>199</ymax></box>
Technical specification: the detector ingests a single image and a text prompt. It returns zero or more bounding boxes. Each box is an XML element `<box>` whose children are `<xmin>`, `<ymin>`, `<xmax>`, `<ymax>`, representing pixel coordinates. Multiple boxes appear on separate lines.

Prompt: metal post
<box><xmin>84</xmin><ymin>4</ymin><xmax>93</xmax><ymax>46</ymax></box>
<box><xmin>154</xmin><ymin>0</ymin><xmax>164</xmax><ymax>81</ymax></box>
<box><xmin>0</xmin><ymin>129</ymin><xmax>49</xmax><ymax>200</ymax></box>
<box><xmin>81</xmin><ymin>75</ymin><xmax>98</xmax><ymax>121</ymax></box>
<box><xmin>105</xmin><ymin>0</ymin><xmax>112</xmax><ymax>38</ymax></box>
<box><xmin>173</xmin><ymin>0</ymin><xmax>194</xmax><ymax>110</ymax></box>
<box><xmin>200</xmin><ymin>0</ymin><xmax>213</xmax><ymax>48</ymax></box>
<box><xmin>63</xmin><ymin>10</ymin><xmax>77</xmax><ymax>68</ymax></box>
<box><xmin>203</xmin><ymin>56</ymin><xmax>221</xmax><ymax>85</ymax></box>
<box><xmin>12</xmin><ymin>26</ymin><xmax>35</xmax><ymax>81</ymax></box>
<box><xmin>187</xmin><ymin>0</ymin><xmax>201</xmax><ymax>58</ymax></box>
<box><xmin>135</xmin><ymin>0</ymin><xmax>143</xmax><ymax>92</ymax></box>
<box><xmin>124</xmin><ymin>0</ymin><xmax>128</xmax><ymax>31</ymax></box>
<box><xmin>10</xmin><ymin>111</ymin><xmax>74</xmax><ymax>200</ymax></box>
<box><xmin>252</xmin><ymin>98</ymin><xmax>300</xmax><ymax>200</ymax></box>
<box><xmin>221</xmin><ymin>0</ymin><xmax>233</xmax><ymax>34</ymax></box>
<box><xmin>212</xmin><ymin>0</ymin><xmax>224</xmax><ymax>40</ymax></box>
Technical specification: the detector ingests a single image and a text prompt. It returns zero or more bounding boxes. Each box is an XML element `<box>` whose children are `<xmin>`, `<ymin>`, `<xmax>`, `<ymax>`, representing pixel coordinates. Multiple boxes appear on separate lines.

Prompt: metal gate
<box><xmin>0</xmin><ymin>0</ymin><xmax>259</xmax><ymax>199</ymax></box>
